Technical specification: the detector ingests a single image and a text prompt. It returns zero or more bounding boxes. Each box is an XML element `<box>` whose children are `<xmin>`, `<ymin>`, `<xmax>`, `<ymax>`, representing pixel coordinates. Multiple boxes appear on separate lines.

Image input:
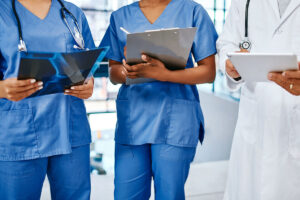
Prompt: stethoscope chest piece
<box><xmin>240</xmin><ymin>37</ymin><xmax>252</xmax><ymax>51</ymax></box>
<box><xmin>18</xmin><ymin>39</ymin><xmax>27</xmax><ymax>52</ymax></box>
<box><xmin>240</xmin><ymin>0</ymin><xmax>252</xmax><ymax>51</ymax></box>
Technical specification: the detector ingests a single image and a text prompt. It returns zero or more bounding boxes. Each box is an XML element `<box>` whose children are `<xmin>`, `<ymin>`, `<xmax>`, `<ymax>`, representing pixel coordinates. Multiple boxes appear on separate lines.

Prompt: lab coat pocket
<box><xmin>288</xmin><ymin>105</ymin><xmax>300</xmax><ymax>159</ymax></box>
<box><xmin>236</xmin><ymin>96</ymin><xmax>258</xmax><ymax>144</ymax></box>
<box><xmin>0</xmin><ymin>109</ymin><xmax>37</xmax><ymax>155</ymax></box>
<box><xmin>168</xmin><ymin>99</ymin><xmax>201</xmax><ymax>146</ymax></box>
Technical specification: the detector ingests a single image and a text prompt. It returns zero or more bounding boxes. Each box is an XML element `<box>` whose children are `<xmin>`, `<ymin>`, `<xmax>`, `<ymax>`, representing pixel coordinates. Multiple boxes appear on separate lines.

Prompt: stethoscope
<box><xmin>240</xmin><ymin>0</ymin><xmax>252</xmax><ymax>51</ymax></box>
<box><xmin>12</xmin><ymin>0</ymin><xmax>85</xmax><ymax>52</ymax></box>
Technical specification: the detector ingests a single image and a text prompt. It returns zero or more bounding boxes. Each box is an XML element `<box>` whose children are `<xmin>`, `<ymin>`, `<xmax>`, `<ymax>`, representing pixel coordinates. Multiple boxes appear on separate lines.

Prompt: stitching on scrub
<box><xmin>0</xmin><ymin>150</ymin><xmax>72</xmax><ymax>161</ymax></box>
<box><xmin>31</xmin><ymin>108</ymin><xmax>41</xmax><ymax>157</ymax></box>
<box><xmin>164</xmin><ymin>99</ymin><xmax>172</xmax><ymax>141</ymax></box>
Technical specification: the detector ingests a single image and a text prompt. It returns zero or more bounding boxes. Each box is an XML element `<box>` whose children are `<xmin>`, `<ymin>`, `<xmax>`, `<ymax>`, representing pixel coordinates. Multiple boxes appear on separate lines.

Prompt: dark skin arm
<box><xmin>109</xmin><ymin>54</ymin><xmax>216</xmax><ymax>85</ymax></box>
<box><xmin>109</xmin><ymin>60</ymin><xmax>128</xmax><ymax>84</ymax></box>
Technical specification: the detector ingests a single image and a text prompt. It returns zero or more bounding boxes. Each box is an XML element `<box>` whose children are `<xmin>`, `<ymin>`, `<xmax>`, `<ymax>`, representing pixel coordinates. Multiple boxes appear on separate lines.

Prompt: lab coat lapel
<box><xmin>267</xmin><ymin>0</ymin><xmax>281</xmax><ymax>20</ymax></box>
<box><xmin>276</xmin><ymin>0</ymin><xmax>300</xmax><ymax>29</ymax></box>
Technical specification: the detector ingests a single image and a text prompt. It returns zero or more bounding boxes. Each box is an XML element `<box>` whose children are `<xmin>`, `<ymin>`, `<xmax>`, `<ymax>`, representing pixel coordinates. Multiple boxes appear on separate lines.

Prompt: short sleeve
<box><xmin>99</xmin><ymin>13</ymin><xmax>123</xmax><ymax>62</ymax></box>
<box><xmin>80</xmin><ymin>12</ymin><xmax>95</xmax><ymax>49</ymax></box>
<box><xmin>192</xmin><ymin>5</ymin><xmax>218</xmax><ymax>62</ymax></box>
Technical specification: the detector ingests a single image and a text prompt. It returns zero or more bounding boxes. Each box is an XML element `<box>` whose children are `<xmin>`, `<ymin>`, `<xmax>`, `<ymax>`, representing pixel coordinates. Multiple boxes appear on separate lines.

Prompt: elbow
<box><xmin>109</xmin><ymin>74</ymin><xmax>119</xmax><ymax>85</ymax></box>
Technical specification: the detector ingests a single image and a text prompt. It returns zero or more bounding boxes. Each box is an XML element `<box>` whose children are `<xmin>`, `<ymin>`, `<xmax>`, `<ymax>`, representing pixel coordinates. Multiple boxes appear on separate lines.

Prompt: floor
<box><xmin>41</xmin><ymin>161</ymin><xmax>228</xmax><ymax>200</ymax></box>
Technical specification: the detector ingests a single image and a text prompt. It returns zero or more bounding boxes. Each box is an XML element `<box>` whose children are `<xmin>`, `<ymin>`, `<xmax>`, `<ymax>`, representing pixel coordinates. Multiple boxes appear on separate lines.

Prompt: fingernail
<box><xmin>38</xmin><ymin>86</ymin><xmax>43</xmax><ymax>90</ymax></box>
<box><xmin>282</xmin><ymin>72</ymin><xmax>286</xmax><ymax>76</ymax></box>
<box><xmin>71</xmin><ymin>87</ymin><xmax>75</xmax><ymax>90</ymax></box>
<box><xmin>65</xmin><ymin>90</ymin><xmax>70</xmax><ymax>93</ymax></box>
<box><xmin>38</xmin><ymin>82</ymin><xmax>43</xmax><ymax>86</ymax></box>
<box><xmin>141</xmin><ymin>55</ymin><xmax>147</xmax><ymax>60</ymax></box>
<box><xmin>31</xmin><ymin>79</ymin><xmax>36</xmax><ymax>83</ymax></box>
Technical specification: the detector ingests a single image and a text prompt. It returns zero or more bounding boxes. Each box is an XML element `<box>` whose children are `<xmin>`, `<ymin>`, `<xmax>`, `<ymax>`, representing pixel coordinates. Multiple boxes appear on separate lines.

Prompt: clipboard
<box><xmin>18</xmin><ymin>47</ymin><xmax>109</xmax><ymax>97</ymax></box>
<box><xmin>126</xmin><ymin>27</ymin><xmax>197</xmax><ymax>84</ymax></box>
<box><xmin>227</xmin><ymin>53</ymin><xmax>298</xmax><ymax>82</ymax></box>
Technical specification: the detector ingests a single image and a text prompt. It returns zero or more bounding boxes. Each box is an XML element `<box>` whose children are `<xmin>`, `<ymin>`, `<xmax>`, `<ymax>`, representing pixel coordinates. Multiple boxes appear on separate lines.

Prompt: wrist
<box><xmin>158</xmin><ymin>69</ymin><xmax>171</xmax><ymax>82</ymax></box>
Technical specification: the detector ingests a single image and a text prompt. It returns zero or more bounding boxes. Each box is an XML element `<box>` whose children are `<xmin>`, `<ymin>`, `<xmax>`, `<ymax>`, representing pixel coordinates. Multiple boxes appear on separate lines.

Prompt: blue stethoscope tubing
<box><xmin>12</xmin><ymin>0</ymin><xmax>85</xmax><ymax>52</ymax></box>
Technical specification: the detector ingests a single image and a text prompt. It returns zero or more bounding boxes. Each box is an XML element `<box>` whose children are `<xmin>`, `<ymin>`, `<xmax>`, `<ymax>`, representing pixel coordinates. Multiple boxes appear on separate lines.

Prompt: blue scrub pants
<box><xmin>0</xmin><ymin>145</ymin><xmax>90</xmax><ymax>200</ymax></box>
<box><xmin>114</xmin><ymin>143</ymin><xmax>196</xmax><ymax>200</ymax></box>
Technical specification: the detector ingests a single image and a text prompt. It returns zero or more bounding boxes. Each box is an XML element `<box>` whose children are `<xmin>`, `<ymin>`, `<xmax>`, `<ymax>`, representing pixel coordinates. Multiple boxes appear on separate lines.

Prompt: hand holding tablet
<box><xmin>227</xmin><ymin>53</ymin><xmax>298</xmax><ymax>82</ymax></box>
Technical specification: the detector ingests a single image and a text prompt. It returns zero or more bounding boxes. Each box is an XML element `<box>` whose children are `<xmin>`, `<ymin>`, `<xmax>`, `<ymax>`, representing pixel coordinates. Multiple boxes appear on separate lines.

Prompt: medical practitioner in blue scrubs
<box><xmin>0</xmin><ymin>0</ymin><xmax>95</xmax><ymax>199</ymax></box>
<box><xmin>100</xmin><ymin>0</ymin><xmax>218</xmax><ymax>199</ymax></box>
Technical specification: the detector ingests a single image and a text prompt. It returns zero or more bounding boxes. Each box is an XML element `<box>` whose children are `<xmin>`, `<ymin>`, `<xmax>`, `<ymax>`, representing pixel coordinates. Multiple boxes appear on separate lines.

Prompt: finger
<box><xmin>282</xmin><ymin>70</ymin><xmax>300</xmax><ymax>79</ymax></box>
<box><xmin>127</xmin><ymin>71</ymin><xmax>139</xmax><ymax>76</ymax></box>
<box><xmin>89</xmin><ymin>77</ymin><xmax>95</xmax><ymax>85</ymax></box>
<box><xmin>141</xmin><ymin>54</ymin><xmax>159</xmax><ymax>65</ymax></box>
<box><xmin>227</xmin><ymin>63</ymin><xmax>236</xmax><ymax>71</ymax></box>
<box><xmin>10</xmin><ymin>79</ymin><xmax>37</xmax><ymax>87</ymax></box>
<box><xmin>65</xmin><ymin>89</ymin><xmax>92</xmax><ymax>95</ymax></box>
<box><xmin>268</xmin><ymin>73</ymin><xmax>290</xmax><ymax>90</ymax></box>
<box><xmin>123</xmin><ymin>60</ymin><xmax>134</xmax><ymax>72</ymax></box>
<box><xmin>10</xmin><ymin>82</ymin><xmax>43</xmax><ymax>93</ymax></box>
<box><xmin>64</xmin><ymin>93</ymin><xmax>90</xmax><ymax>99</ymax></box>
<box><xmin>239</xmin><ymin>49</ymin><xmax>249</xmax><ymax>53</ymax></box>
<box><xmin>9</xmin><ymin>86</ymin><xmax>43</xmax><ymax>101</ymax></box>
<box><xmin>70</xmin><ymin>84</ymin><xmax>89</xmax><ymax>91</ymax></box>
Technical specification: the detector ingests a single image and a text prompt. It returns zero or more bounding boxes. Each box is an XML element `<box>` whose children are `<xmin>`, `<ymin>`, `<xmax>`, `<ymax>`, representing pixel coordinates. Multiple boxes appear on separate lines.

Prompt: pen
<box><xmin>120</xmin><ymin>27</ymin><xmax>130</xmax><ymax>34</ymax></box>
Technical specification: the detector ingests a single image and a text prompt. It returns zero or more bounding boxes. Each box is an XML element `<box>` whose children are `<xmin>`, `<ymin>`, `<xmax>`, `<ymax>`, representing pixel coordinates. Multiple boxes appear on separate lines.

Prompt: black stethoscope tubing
<box><xmin>245</xmin><ymin>0</ymin><xmax>250</xmax><ymax>38</ymax></box>
<box><xmin>240</xmin><ymin>0</ymin><xmax>252</xmax><ymax>50</ymax></box>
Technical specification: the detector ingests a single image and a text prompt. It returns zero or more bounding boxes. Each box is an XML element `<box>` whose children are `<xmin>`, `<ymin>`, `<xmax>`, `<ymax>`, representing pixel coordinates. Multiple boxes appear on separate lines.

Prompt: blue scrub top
<box><xmin>100</xmin><ymin>0</ymin><xmax>218</xmax><ymax>147</ymax></box>
<box><xmin>0</xmin><ymin>0</ymin><xmax>95</xmax><ymax>161</ymax></box>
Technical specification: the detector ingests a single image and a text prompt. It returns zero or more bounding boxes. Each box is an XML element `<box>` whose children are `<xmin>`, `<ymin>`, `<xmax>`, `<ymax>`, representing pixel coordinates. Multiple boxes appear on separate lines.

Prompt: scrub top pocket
<box><xmin>70</xmin><ymin>98</ymin><xmax>91</xmax><ymax>147</ymax></box>
<box><xmin>167</xmin><ymin>99</ymin><xmax>201</xmax><ymax>147</ymax></box>
<box><xmin>0</xmin><ymin>109</ymin><xmax>37</xmax><ymax>158</ymax></box>
<box><xmin>115</xmin><ymin>99</ymin><xmax>133</xmax><ymax>142</ymax></box>
<box><xmin>288</xmin><ymin>105</ymin><xmax>300</xmax><ymax>159</ymax></box>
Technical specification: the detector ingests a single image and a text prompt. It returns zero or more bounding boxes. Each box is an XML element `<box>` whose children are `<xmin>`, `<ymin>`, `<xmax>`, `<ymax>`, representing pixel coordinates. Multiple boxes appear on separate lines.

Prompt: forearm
<box><xmin>163</xmin><ymin>65</ymin><xmax>216</xmax><ymax>85</ymax></box>
<box><xmin>0</xmin><ymin>81</ymin><xmax>5</xmax><ymax>98</ymax></box>
<box><xmin>109</xmin><ymin>64</ymin><xmax>126</xmax><ymax>85</ymax></box>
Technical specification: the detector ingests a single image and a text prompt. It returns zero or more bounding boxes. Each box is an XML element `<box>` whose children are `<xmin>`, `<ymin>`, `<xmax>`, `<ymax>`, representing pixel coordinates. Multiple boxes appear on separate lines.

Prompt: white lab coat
<box><xmin>217</xmin><ymin>0</ymin><xmax>300</xmax><ymax>200</ymax></box>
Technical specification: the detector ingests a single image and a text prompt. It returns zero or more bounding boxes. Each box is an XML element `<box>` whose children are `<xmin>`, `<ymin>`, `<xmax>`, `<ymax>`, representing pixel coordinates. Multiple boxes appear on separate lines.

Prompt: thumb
<box><xmin>141</xmin><ymin>54</ymin><xmax>157</xmax><ymax>64</ymax></box>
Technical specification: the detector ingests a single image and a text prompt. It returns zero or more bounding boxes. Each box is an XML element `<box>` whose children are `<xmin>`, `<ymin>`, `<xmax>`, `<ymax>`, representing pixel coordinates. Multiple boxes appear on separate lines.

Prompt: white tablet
<box><xmin>227</xmin><ymin>53</ymin><xmax>298</xmax><ymax>82</ymax></box>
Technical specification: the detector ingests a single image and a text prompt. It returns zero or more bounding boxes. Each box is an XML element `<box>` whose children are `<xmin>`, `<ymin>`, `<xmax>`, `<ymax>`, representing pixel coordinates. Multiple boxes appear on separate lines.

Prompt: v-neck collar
<box><xmin>16</xmin><ymin>0</ymin><xmax>54</xmax><ymax>21</ymax></box>
<box><xmin>135</xmin><ymin>0</ymin><xmax>177</xmax><ymax>25</ymax></box>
